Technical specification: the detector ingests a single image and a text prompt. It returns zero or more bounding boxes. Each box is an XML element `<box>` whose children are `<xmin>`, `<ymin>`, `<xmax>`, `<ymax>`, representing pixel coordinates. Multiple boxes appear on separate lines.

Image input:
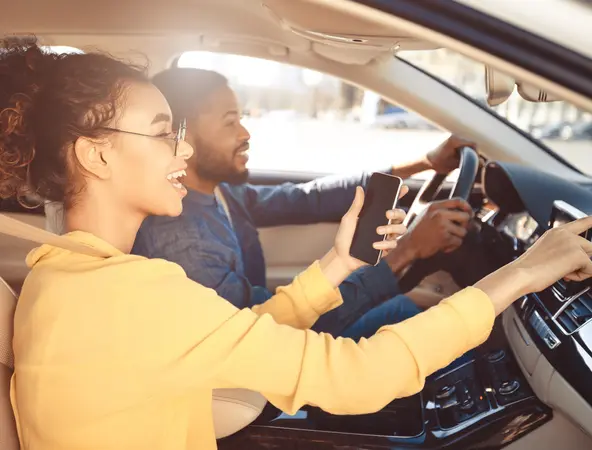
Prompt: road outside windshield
<box><xmin>176</xmin><ymin>50</ymin><xmax>592</xmax><ymax>177</ymax></box>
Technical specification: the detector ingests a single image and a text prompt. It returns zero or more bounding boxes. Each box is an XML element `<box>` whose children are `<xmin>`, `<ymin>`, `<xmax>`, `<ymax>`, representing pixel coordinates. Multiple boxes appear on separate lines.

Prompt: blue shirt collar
<box><xmin>183</xmin><ymin>188</ymin><xmax>216</xmax><ymax>207</ymax></box>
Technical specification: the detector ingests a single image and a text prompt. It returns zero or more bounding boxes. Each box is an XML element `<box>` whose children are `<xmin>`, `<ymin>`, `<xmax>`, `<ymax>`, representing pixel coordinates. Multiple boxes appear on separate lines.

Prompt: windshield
<box><xmin>398</xmin><ymin>49</ymin><xmax>592</xmax><ymax>176</ymax></box>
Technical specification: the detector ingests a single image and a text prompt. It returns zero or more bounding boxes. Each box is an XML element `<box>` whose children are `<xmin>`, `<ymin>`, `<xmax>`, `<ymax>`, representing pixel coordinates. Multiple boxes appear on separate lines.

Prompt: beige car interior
<box><xmin>1</xmin><ymin>0</ymin><xmax>591</xmax><ymax>448</ymax></box>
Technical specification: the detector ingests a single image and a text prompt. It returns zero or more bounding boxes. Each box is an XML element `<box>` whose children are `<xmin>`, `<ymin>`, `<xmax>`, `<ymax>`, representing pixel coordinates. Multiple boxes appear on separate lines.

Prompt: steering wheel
<box><xmin>398</xmin><ymin>146</ymin><xmax>480</xmax><ymax>292</ymax></box>
<box><xmin>403</xmin><ymin>146</ymin><xmax>480</xmax><ymax>228</ymax></box>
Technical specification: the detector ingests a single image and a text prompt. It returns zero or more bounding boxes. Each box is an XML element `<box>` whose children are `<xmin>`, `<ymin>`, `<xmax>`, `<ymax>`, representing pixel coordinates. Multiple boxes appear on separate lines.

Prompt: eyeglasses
<box><xmin>100</xmin><ymin>119</ymin><xmax>187</xmax><ymax>156</ymax></box>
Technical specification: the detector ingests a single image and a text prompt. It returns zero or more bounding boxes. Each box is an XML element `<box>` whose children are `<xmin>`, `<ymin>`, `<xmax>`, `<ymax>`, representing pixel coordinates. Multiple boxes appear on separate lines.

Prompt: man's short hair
<box><xmin>151</xmin><ymin>67</ymin><xmax>229</xmax><ymax>124</ymax></box>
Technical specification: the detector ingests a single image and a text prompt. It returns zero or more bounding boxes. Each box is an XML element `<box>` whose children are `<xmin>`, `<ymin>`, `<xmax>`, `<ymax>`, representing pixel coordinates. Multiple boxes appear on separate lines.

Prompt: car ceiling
<box><xmin>1</xmin><ymin>0</ymin><xmax>438</xmax><ymax>65</ymax></box>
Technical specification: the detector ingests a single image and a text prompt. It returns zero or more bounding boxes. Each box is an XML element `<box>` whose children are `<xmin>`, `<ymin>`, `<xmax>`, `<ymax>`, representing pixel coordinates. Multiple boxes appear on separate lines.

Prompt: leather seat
<box><xmin>0</xmin><ymin>277</ymin><xmax>20</xmax><ymax>450</ymax></box>
<box><xmin>43</xmin><ymin>201</ymin><xmax>267</xmax><ymax>438</ymax></box>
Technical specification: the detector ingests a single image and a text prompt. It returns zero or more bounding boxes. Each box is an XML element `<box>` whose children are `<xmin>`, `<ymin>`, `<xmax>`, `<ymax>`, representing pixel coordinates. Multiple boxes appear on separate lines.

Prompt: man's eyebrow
<box><xmin>151</xmin><ymin>113</ymin><xmax>172</xmax><ymax>125</ymax></box>
<box><xmin>223</xmin><ymin>110</ymin><xmax>239</xmax><ymax>118</ymax></box>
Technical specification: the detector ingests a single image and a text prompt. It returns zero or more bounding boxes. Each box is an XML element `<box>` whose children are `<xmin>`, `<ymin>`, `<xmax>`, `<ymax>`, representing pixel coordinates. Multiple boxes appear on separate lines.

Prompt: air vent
<box><xmin>551</xmin><ymin>278</ymin><xmax>589</xmax><ymax>302</ymax></box>
<box><xmin>477</xmin><ymin>206</ymin><xmax>497</xmax><ymax>223</ymax></box>
<box><xmin>551</xmin><ymin>279</ymin><xmax>570</xmax><ymax>302</ymax></box>
<box><xmin>553</xmin><ymin>287</ymin><xmax>592</xmax><ymax>334</ymax></box>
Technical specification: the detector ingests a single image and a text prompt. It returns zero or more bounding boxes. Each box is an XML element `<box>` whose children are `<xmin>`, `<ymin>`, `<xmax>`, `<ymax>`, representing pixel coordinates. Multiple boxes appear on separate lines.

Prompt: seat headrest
<box><xmin>0</xmin><ymin>279</ymin><xmax>16</xmax><ymax>370</ymax></box>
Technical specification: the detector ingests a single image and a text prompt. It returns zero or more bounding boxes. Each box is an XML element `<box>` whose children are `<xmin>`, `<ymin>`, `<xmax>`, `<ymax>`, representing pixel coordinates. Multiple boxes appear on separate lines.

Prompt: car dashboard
<box><xmin>483</xmin><ymin>198</ymin><xmax>592</xmax><ymax>440</ymax></box>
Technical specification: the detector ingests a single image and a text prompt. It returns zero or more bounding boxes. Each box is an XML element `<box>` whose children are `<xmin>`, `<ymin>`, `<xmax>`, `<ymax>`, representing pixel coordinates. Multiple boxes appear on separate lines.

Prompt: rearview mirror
<box><xmin>484</xmin><ymin>66</ymin><xmax>514</xmax><ymax>107</ymax></box>
<box><xmin>516</xmin><ymin>82</ymin><xmax>561</xmax><ymax>102</ymax></box>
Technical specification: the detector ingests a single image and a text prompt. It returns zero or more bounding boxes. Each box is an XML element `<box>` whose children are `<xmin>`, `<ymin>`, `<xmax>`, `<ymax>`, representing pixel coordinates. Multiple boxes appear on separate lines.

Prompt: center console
<box><xmin>219</xmin><ymin>340</ymin><xmax>550</xmax><ymax>449</ymax></box>
<box><xmin>484</xmin><ymin>200</ymin><xmax>592</xmax><ymax>439</ymax></box>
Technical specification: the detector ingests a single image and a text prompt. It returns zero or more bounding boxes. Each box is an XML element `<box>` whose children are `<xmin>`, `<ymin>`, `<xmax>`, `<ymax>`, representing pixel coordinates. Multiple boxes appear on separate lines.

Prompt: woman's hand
<box><xmin>513</xmin><ymin>217</ymin><xmax>592</xmax><ymax>292</ymax></box>
<box><xmin>475</xmin><ymin>216</ymin><xmax>592</xmax><ymax>315</ymax></box>
<box><xmin>319</xmin><ymin>185</ymin><xmax>409</xmax><ymax>287</ymax></box>
<box><xmin>334</xmin><ymin>185</ymin><xmax>409</xmax><ymax>271</ymax></box>
<box><xmin>374</xmin><ymin>210</ymin><xmax>408</xmax><ymax>258</ymax></box>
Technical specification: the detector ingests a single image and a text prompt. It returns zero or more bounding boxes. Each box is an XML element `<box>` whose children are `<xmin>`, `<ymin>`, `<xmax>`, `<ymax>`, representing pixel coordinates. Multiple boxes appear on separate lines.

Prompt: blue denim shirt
<box><xmin>132</xmin><ymin>172</ymin><xmax>401</xmax><ymax>335</ymax></box>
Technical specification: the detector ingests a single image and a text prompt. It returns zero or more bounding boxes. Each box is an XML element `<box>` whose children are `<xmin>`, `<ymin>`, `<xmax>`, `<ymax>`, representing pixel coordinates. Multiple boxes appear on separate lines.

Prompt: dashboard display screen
<box><xmin>550</xmin><ymin>201</ymin><xmax>590</xmax><ymax>240</ymax></box>
<box><xmin>549</xmin><ymin>201</ymin><xmax>591</xmax><ymax>289</ymax></box>
<box><xmin>500</xmin><ymin>211</ymin><xmax>540</xmax><ymax>246</ymax></box>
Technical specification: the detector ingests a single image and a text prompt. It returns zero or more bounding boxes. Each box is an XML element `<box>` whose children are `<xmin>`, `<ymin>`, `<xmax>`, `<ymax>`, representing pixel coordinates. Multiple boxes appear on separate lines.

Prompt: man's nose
<box><xmin>239</xmin><ymin>123</ymin><xmax>251</xmax><ymax>141</ymax></box>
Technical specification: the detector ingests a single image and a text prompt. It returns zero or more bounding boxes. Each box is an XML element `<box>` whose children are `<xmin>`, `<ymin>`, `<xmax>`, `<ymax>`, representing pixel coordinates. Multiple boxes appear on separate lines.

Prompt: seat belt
<box><xmin>214</xmin><ymin>187</ymin><xmax>234</xmax><ymax>230</ymax></box>
<box><xmin>0</xmin><ymin>213</ymin><xmax>109</xmax><ymax>257</ymax></box>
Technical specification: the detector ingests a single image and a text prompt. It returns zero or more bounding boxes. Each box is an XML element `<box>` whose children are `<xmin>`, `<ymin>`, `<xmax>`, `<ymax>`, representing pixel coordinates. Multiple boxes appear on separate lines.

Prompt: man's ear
<box><xmin>73</xmin><ymin>137</ymin><xmax>112</xmax><ymax>180</ymax></box>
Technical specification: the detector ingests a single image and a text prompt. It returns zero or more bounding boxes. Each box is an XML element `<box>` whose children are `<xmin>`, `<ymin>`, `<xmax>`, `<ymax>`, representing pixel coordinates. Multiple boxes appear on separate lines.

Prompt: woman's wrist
<box><xmin>473</xmin><ymin>263</ymin><xmax>532</xmax><ymax>315</ymax></box>
<box><xmin>319</xmin><ymin>247</ymin><xmax>353</xmax><ymax>287</ymax></box>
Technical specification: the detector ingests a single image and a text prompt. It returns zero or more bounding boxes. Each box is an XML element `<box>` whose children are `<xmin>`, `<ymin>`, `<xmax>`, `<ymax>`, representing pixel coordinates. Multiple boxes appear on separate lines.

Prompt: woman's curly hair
<box><xmin>0</xmin><ymin>37</ymin><xmax>148</xmax><ymax>207</ymax></box>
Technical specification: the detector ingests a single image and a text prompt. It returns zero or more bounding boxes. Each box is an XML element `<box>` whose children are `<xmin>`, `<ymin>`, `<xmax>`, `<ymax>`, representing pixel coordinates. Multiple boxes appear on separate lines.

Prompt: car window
<box><xmin>176</xmin><ymin>51</ymin><xmax>450</xmax><ymax>179</ymax></box>
<box><xmin>398</xmin><ymin>48</ymin><xmax>592</xmax><ymax>177</ymax></box>
<box><xmin>43</xmin><ymin>46</ymin><xmax>83</xmax><ymax>55</ymax></box>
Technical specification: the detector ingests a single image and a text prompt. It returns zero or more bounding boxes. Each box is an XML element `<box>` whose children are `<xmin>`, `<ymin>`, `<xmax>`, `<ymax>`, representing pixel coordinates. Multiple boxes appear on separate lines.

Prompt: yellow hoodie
<box><xmin>11</xmin><ymin>231</ymin><xmax>495</xmax><ymax>450</ymax></box>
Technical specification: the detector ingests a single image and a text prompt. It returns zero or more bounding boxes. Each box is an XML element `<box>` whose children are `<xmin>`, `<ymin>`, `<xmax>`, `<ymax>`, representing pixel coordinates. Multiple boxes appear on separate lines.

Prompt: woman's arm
<box><xmin>121</xmin><ymin>217</ymin><xmax>592</xmax><ymax>416</ymax></box>
<box><xmin>124</xmin><ymin>261</ymin><xmax>496</xmax><ymax>415</ymax></box>
<box><xmin>250</xmin><ymin>252</ymin><xmax>346</xmax><ymax>329</ymax></box>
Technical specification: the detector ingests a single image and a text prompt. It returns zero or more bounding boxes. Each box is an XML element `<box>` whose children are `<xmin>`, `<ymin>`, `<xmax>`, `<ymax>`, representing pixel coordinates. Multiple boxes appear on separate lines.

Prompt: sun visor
<box><xmin>262</xmin><ymin>0</ymin><xmax>438</xmax><ymax>53</ymax></box>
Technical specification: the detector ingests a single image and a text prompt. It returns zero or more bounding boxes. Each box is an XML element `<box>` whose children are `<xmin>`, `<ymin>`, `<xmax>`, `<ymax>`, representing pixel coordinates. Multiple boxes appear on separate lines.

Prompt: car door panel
<box><xmin>258</xmin><ymin>222</ymin><xmax>339</xmax><ymax>291</ymax></box>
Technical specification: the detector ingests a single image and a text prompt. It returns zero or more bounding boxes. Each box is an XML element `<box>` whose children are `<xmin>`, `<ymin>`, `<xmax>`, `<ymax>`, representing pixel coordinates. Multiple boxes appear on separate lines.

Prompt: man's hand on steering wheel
<box><xmin>426</xmin><ymin>135</ymin><xmax>476</xmax><ymax>174</ymax></box>
<box><xmin>383</xmin><ymin>198</ymin><xmax>473</xmax><ymax>274</ymax></box>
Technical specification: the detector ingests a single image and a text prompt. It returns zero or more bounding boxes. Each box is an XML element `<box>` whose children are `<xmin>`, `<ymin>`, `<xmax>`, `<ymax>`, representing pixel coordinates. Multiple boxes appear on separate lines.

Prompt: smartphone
<box><xmin>349</xmin><ymin>173</ymin><xmax>403</xmax><ymax>265</ymax></box>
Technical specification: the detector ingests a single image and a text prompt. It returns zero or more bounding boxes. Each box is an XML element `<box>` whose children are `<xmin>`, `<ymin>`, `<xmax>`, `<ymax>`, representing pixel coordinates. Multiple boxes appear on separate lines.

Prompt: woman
<box><xmin>2</xmin><ymin>40</ymin><xmax>591</xmax><ymax>450</ymax></box>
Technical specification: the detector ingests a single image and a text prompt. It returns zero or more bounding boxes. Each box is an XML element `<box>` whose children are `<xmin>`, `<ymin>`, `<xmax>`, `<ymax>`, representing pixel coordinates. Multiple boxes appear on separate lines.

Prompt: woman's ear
<box><xmin>73</xmin><ymin>137</ymin><xmax>112</xmax><ymax>180</ymax></box>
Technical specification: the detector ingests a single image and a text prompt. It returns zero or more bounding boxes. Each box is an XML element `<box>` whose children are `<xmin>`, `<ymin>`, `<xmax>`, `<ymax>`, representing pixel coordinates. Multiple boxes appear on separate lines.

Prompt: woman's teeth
<box><xmin>167</xmin><ymin>169</ymin><xmax>186</xmax><ymax>181</ymax></box>
<box><xmin>167</xmin><ymin>169</ymin><xmax>187</xmax><ymax>188</ymax></box>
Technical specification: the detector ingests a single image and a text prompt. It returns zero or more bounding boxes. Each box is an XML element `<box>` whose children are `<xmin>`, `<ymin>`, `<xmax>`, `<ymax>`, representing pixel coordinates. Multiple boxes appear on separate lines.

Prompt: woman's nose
<box><xmin>177</xmin><ymin>140</ymin><xmax>194</xmax><ymax>160</ymax></box>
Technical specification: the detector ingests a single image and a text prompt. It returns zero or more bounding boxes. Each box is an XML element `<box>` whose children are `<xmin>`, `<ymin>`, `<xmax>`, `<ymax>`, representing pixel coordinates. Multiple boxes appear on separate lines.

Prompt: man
<box><xmin>132</xmin><ymin>68</ymin><xmax>474</xmax><ymax>339</ymax></box>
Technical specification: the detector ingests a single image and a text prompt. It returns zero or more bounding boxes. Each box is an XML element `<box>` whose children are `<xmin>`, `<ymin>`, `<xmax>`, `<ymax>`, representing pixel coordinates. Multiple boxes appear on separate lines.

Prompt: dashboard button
<box><xmin>436</xmin><ymin>385</ymin><xmax>456</xmax><ymax>399</ymax></box>
<box><xmin>499</xmin><ymin>380</ymin><xmax>520</xmax><ymax>396</ymax></box>
<box><xmin>486</xmin><ymin>349</ymin><xmax>506</xmax><ymax>363</ymax></box>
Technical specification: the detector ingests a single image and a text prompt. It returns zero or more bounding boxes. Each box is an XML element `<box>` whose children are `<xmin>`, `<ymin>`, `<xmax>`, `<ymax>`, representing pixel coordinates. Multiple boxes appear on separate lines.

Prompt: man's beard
<box><xmin>193</xmin><ymin>144</ymin><xmax>250</xmax><ymax>185</ymax></box>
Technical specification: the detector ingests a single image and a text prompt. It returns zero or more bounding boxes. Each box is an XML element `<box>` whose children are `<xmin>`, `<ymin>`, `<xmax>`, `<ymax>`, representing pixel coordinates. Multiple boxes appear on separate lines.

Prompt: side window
<box><xmin>176</xmin><ymin>51</ymin><xmax>447</xmax><ymax>177</ymax></box>
<box><xmin>42</xmin><ymin>46</ymin><xmax>83</xmax><ymax>55</ymax></box>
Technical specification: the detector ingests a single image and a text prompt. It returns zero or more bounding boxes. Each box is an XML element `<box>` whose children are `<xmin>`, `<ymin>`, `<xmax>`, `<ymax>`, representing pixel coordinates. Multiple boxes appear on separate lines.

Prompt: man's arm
<box><xmin>240</xmin><ymin>135</ymin><xmax>473</xmax><ymax>227</ymax></box>
<box><xmin>390</xmin><ymin>135</ymin><xmax>475</xmax><ymax>179</ymax></box>
<box><xmin>315</xmin><ymin>260</ymin><xmax>402</xmax><ymax>335</ymax></box>
<box><xmin>390</xmin><ymin>158</ymin><xmax>432</xmax><ymax>180</ymax></box>
<box><xmin>236</xmin><ymin>172</ymin><xmax>374</xmax><ymax>227</ymax></box>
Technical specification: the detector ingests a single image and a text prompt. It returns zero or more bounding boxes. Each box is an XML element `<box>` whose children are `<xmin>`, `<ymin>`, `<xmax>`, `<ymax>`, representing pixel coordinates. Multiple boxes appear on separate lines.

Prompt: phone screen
<box><xmin>349</xmin><ymin>173</ymin><xmax>403</xmax><ymax>265</ymax></box>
